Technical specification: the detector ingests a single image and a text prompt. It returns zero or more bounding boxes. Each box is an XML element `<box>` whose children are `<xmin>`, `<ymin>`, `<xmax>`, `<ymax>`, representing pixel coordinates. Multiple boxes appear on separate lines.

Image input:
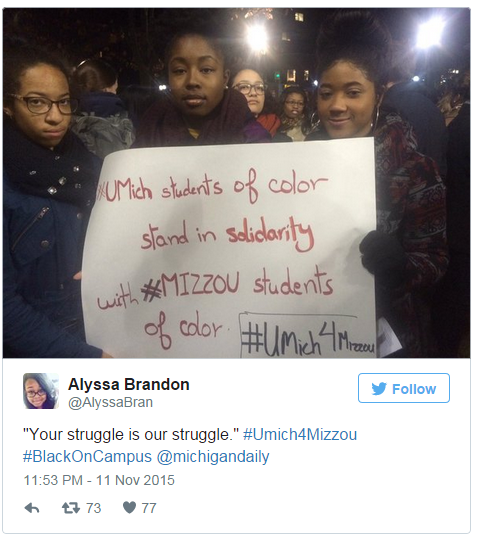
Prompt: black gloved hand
<box><xmin>359</xmin><ymin>230</ymin><xmax>407</xmax><ymax>288</ymax></box>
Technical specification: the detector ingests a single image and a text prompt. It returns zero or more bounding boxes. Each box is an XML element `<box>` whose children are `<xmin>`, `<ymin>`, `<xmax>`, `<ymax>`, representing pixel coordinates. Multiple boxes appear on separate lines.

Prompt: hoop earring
<box><xmin>371</xmin><ymin>105</ymin><xmax>380</xmax><ymax>134</ymax></box>
<box><xmin>310</xmin><ymin>111</ymin><xmax>321</xmax><ymax>132</ymax></box>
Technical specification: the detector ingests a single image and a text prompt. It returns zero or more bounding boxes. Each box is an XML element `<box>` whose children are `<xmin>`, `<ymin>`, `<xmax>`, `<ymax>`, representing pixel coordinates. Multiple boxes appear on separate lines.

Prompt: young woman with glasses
<box><xmin>23</xmin><ymin>373</ymin><xmax>57</xmax><ymax>409</ymax></box>
<box><xmin>231</xmin><ymin>68</ymin><xmax>281</xmax><ymax>137</ymax></box>
<box><xmin>276</xmin><ymin>86</ymin><xmax>312</xmax><ymax>142</ymax></box>
<box><xmin>3</xmin><ymin>38</ymin><xmax>112</xmax><ymax>358</ymax></box>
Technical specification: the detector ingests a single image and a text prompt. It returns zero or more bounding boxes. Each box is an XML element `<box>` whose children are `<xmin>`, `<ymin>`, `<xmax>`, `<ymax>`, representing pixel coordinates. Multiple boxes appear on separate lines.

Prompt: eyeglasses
<box><xmin>233</xmin><ymin>83</ymin><xmax>266</xmax><ymax>95</ymax></box>
<box><xmin>285</xmin><ymin>100</ymin><xmax>305</xmax><ymax>108</ymax></box>
<box><xmin>26</xmin><ymin>390</ymin><xmax>46</xmax><ymax>398</ymax></box>
<box><xmin>9</xmin><ymin>95</ymin><xmax>79</xmax><ymax>115</ymax></box>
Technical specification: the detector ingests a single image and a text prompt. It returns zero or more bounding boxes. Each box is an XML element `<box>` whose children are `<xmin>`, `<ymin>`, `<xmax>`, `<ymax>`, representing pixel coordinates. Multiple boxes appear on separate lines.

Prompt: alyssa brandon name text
<box><xmin>68</xmin><ymin>377</ymin><xmax>190</xmax><ymax>393</ymax></box>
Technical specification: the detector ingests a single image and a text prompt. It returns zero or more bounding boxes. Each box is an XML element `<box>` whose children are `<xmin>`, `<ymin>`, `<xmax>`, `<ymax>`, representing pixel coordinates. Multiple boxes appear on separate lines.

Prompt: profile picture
<box><xmin>23</xmin><ymin>373</ymin><xmax>59</xmax><ymax>409</ymax></box>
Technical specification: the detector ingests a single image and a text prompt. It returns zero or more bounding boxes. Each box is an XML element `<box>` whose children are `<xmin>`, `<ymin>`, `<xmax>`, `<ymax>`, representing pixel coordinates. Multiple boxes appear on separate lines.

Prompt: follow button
<box><xmin>358</xmin><ymin>373</ymin><xmax>450</xmax><ymax>403</ymax></box>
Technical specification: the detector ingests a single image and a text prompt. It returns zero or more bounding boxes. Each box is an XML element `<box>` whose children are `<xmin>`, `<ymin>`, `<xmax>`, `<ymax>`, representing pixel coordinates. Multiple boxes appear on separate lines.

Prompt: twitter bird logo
<box><xmin>372</xmin><ymin>382</ymin><xmax>387</xmax><ymax>396</ymax></box>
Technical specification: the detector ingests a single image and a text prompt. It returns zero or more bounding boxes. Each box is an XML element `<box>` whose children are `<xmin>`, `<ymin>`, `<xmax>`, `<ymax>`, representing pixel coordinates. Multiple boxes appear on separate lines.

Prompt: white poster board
<box><xmin>82</xmin><ymin>139</ymin><xmax>377</xmax><ymax>358</ymax></box>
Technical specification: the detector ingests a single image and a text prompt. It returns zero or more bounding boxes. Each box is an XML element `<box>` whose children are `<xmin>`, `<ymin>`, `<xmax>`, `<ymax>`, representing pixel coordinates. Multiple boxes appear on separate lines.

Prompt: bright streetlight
<box><xmin>247</xmin><ymin>25</ymin><xmax>268</xmax><ymax>54</ymax></box>
<box><xmin>416</xmin><ymin>17</ymin><xmax>445</xmax><ymax>49</ymax></box>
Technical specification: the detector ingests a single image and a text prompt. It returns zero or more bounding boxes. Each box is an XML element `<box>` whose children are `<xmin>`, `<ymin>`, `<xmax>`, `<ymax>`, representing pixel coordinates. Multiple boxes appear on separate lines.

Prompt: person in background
<box><xmin>433</xmin><ymin>79</ymin><xmax>470</xmax><ymax>357</ymax></box>
<box><xmin>437</xmin><ymin>73</ymin><xmax>468</xmax><ymax>127</ymax></box>
<box><xmin>119</xmin><ymin>84</ymin><xmax>161</xmax><ymax>130</ymax></box>
<box><xmin>306</xmin><ymin>10</ymin><xmax>448</xmax><ymax>357</ymax></box>
<box><xmin>382</xmin><ymin>40</ymin><xmax>448</xmax><ymax>178</ymax></box>
<box><xmin>23</xmin><ymin>373</ymin><xmax>57</xmax><ymax>409</ymax></box>
<box><xmin>276</xmin><ymin>86</ymin><xmax>312</xmax><ymax>142</ymax></box>
<box><xmin>71</xmin><ymin>58</ymin><xmax>134</xmax><ymax>159</ymax></box>
<box><xmin>134</xmin><ymin>30</ymin><xmax>270</xmax><ymax>147</ymax></box>
<box><xmin>3</xmin><ymin>38</ymin><xmax>111</xmax><ymax>358</ymax></box>
<box><xmin>231</xmin><ymin>67</ymin><xmax>280</xmax><ymax>137</ymax></box>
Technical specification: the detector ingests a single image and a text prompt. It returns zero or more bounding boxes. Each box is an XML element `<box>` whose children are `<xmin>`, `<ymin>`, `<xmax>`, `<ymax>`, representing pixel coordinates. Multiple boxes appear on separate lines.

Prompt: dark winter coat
<box><xmin>382</xmin><ymin>82</ymin><xmax>448</xmax><ymax>178</ymax></box>
<box><xmin>3</xmin><ymin>121</ymin><xmax>103</xmax><ymax>358</ymax></box>
<box><xmin>70</xmin><ymin>92</ymin><xmax>135</xmax><ymax>159</ymax></box>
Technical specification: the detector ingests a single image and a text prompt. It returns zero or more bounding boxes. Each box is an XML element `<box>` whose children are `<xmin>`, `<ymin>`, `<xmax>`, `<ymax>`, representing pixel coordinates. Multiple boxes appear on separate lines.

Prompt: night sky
<box><xmin>3</xmin><ymin>8</ymin><xmax>471</xmax><ymax>86</ymax></box>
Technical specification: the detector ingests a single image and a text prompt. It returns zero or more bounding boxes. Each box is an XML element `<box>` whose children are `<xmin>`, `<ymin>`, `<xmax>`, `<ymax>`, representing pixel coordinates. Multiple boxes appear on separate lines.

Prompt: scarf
<box><xmin>3</xmin><ymin>118</ymin><xmax>101</xmax><ymax>209</ymax></box>
<box><xmin>279</xmin><ymin>113</ymin><xmax>306</xmax><ymax>134</ymax></box>
<box><xmin>134</xmin><ymin>89</ymin><xmax>255</xmax><ymax>147</ymax></box>
<box><xmin>257</xmin><ymin>113</ymin><xmax>281</xmax><ymax>137</ymax></box>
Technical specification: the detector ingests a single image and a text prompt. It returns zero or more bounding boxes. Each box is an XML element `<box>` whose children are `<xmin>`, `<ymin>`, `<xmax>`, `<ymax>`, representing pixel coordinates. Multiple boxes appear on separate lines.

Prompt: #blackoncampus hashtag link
<box><xmin>23</xmin><ymin>449</ymin><xmax>151</xmax><ymax>465</ymax></box>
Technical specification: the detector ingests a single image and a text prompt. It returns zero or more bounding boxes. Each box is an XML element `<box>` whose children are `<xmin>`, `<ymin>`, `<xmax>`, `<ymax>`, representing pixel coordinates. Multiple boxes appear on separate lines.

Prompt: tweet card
<box><xmin>1</xmin><ymin>358</ymin><xmax>471</xmax><ymax>536</ymax></box>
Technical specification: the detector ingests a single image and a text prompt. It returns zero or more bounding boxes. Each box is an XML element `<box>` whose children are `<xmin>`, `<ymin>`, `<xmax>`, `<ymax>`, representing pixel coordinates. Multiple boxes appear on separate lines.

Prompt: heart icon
<box><xmin>123</xmin><ymin>501</ymin><xmax>136</xmax><ymax>514</ymax></box>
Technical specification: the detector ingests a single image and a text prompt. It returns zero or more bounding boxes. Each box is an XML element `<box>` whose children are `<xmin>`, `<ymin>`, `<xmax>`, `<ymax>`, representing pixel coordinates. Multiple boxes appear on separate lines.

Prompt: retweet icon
<box><xmin>372</xmin><ymin>382</ymin><xmax>386</xmax><ymax>396</ymax></box>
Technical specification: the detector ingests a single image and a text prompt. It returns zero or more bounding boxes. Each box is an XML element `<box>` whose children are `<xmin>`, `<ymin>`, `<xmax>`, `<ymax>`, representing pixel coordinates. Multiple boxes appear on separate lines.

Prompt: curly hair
<box><xmin>316</xmin><ymin>10</ymin><xmax>392</xmax><ymax>91</ymax></box>
<box><xmin>3</xmin><ymin>36</ymin><xmax>71</xmax><ymax>108</ymax></box>
<box><xmin>164</xmin><ymin>30</ymin><xmax>229</xmax><ymax>69</ymax></box>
